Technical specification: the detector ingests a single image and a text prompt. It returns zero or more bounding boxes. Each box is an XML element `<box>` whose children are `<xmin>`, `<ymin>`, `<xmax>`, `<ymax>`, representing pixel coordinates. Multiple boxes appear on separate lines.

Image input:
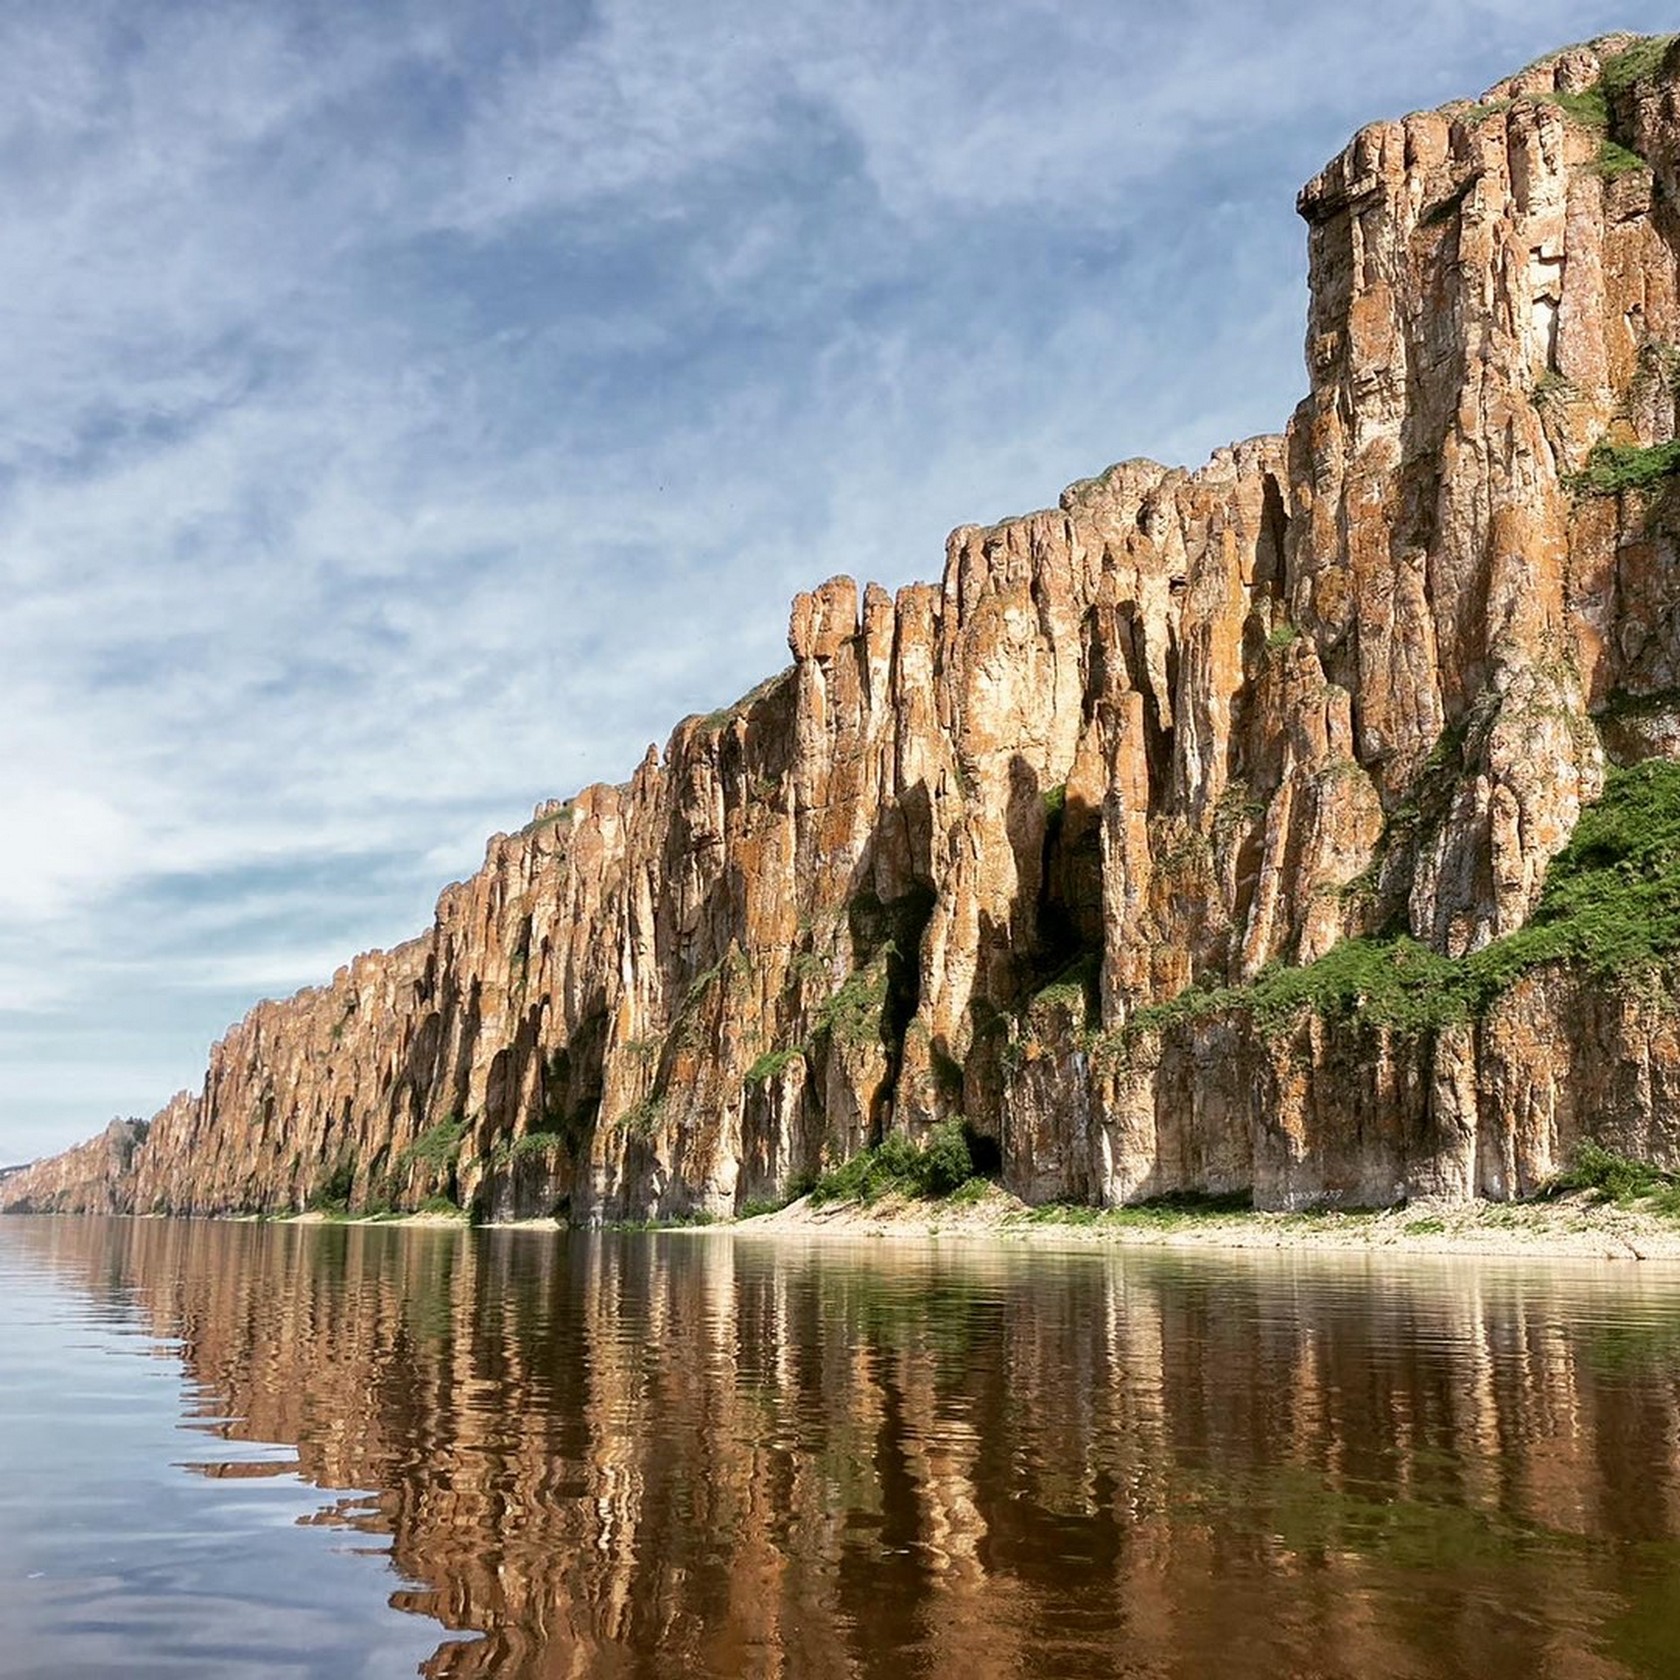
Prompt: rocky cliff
<box><xmin>10</xmin><ymin>34</ymin><xmax>1680</xmax><ymax>1219</ymax></box>
<box><xmin>0</xmin><ymin>1118</ymin><xmax>150</xmax><ymax>1213</ymax></box>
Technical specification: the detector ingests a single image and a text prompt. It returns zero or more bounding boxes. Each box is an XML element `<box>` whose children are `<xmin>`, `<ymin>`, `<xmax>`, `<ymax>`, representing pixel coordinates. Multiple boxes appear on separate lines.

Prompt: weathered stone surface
<box><xmin>8</xmin><ymin>36</ymin><xmax>1680</xmax><ymax>1218</ymax></box>
<box><xmin>1002</xmin><ymin>963</ymin><xmax>1680</xmax><ymax>1212</ymax></box>
<box><xmin>1</xmin><ymin>1117</ymin><xmax>152</xmax><ymax>1213</ymax></box>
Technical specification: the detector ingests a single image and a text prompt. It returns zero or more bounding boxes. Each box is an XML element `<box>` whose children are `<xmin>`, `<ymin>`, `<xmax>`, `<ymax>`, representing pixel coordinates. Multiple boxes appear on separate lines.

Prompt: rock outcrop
<box><xmin>9</xmin><ymin>35</ymin><xmax>1680</xmax><ymax>1218</ymax></box>
<box><xmin>2</xmin><ymin>1118</ymin><xmax>151</xmax><ymax>1214</ymax></box>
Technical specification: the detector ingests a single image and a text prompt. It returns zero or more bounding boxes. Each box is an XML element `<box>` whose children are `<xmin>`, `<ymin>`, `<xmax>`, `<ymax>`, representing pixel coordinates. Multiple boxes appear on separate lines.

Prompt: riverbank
<box><xmin>736</xmin><ymin>1184</ymin><xmax>1680</xmax><ymax>1260</ymax></box>
<box><xmin>286</xmin><ymin>1185</ymin><xmax>1680</xmax><ymax>1259</ymax></box>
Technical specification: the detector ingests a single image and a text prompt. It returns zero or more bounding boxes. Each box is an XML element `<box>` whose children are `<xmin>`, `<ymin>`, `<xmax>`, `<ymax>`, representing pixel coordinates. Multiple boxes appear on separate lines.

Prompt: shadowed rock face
<box><xmin>10</xmin><ymin>36</ymin><xmax>1680</xmax><ymax>1219</ymax></box>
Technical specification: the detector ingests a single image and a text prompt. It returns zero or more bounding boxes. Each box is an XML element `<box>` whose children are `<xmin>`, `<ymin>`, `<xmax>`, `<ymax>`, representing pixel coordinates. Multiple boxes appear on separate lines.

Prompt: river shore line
<box><xmin>289</xmin><ymin>1185</ymin><xmax>1680</xmax><ymax>1260</ymax></box>
<box><xmin>744</xmin><ymin>1187</ymin><xmax>1680</xmax><ymax>1260</ymax></box>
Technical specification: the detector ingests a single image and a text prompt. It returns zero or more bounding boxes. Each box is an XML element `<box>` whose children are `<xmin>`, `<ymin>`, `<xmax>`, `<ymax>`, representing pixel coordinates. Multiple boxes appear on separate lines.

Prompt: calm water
<box><xmin>4</xmin><ymin>1220</ymin><xmax>1680</xmax><ymax>1678</ymax></box>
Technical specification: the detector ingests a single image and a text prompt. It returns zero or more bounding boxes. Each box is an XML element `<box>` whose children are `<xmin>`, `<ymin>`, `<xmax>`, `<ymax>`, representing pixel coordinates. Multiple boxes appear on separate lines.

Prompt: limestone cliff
<box><xmin>10</xmin><ymin>34</ymin><xmax>1680</xmax><ymax>1219</ymax></box>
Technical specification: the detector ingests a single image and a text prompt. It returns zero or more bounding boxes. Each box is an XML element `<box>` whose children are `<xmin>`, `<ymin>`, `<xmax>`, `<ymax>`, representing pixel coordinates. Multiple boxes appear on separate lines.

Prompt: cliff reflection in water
<box><xmin>16</xmin><ymin>1216</ymin><xmax>1680</xmax><ymax>1680</ymax></box>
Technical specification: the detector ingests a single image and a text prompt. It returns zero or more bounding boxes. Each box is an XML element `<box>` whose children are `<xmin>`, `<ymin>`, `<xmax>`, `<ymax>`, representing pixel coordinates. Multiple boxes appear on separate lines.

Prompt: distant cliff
<box><xmin>10</xmin><ymin>35</ymin><xmax>1680</xmax><ymax>1220</ymax></box>
<box><xmin>2</xmin><ymin>1119</ymin><xmax>150</xmax><ymax>1214</ymax></box>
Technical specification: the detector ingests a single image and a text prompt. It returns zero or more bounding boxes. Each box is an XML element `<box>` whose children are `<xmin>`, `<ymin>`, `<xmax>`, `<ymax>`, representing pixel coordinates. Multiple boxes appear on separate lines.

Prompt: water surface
<box><xmin>3</xmin><ymin>1217</ymin><xmax>1680</xmax><ymax>1678</ymax></box>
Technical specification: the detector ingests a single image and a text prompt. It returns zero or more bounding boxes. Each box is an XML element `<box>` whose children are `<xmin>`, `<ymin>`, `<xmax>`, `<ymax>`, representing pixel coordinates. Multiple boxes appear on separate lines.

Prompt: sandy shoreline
<box><xmin>284</xmin><ymin>1187</ymin><xmax>1680</xmax><ymax>1260</ymax></box>
<box><xmin>741</xmin><ymin>1188</ymin><xmax>1680</xmax><ymax>1260</ymax></box>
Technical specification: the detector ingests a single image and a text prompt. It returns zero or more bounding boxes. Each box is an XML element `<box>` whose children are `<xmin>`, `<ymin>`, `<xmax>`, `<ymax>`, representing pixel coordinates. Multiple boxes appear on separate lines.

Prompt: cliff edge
<box><xmin>11</xmin><ymin>35</ymin><xmax>1680</xmax><ymax>1219</ymax></box>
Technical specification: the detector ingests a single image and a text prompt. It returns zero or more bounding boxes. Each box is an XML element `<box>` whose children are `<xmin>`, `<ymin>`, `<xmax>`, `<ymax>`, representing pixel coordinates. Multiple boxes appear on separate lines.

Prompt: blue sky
<box><xmin>2</xmin><ymin>1</ymin><xmax>1673</xmax><ymax>1163</ymax></box>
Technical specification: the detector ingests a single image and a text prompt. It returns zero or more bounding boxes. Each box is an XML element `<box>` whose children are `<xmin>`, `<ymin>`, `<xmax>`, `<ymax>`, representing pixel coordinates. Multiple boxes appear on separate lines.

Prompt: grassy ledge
<box><xmin>1566</xmin><ymin>438</ymin><xmax>1680</xmax><ymax>496</ymax></box>
<box><xmin>1104</xmin><ymin>759</ymin><xmax>1680</xmax><ymax>1048</ymax></box>
<box><xmin>1487</xmin><ymin>38</ymin><xmax>1677</xmax><ymax>183</ymax></box>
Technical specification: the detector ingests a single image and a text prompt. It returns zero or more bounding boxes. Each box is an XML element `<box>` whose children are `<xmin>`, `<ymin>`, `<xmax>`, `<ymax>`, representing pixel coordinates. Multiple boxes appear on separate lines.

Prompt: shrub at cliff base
<box><xmin>809</xmin><ymin>1120</ymin><xmax>981</xmax><ymax>1206</ymax></box>
<box><xmin>1546</xmin><ymin>1141</ymin><xmax>1680</xmax><ymax>1215</ymax></box>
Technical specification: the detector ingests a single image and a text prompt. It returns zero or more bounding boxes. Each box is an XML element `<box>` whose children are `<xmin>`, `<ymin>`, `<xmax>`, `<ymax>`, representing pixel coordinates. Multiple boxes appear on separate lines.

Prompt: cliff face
<box><xmin>9</xmin><ymin>35</ymin><xmax>1680</xmax><ymax>1219</ymax></box>
<box><xmin>1</xmin><ymin>1119</ymin><xmax>151</xmax><ymax>1214</ymax></box>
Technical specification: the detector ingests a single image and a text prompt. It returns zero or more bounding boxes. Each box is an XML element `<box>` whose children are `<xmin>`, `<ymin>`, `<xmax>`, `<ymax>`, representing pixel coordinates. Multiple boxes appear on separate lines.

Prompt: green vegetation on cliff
<box><xmin>1524</xmin><ymin>36</ymin><xmax>1675</xmax><ymax>182</ymax></box>
<box><xmin>306</xmin><ymin>1156</ymin><xmax>358</xmax><ymax>1214</ymax></box>
<box><xmin>1599</xmin><ymin>33</ymin><xmax>1676</xmax><ymax>97</ymax></box>
<box><xmin>1547</xmin><ymin>1140</ymin><xmax>1680</xmax><ymax>1214</ymax></box>
<box><xmin>1113</xmin><ymin>759</ymin><xmax>1680</xmax><ymax>1044</ymax></box>
<box><xmin>403</xmin><ymin>1115</ymin><xmax>469</xmax><ymax>1167</ymax></box>
<box><xmin>744</xmin><ymin>1045</ymin><xmax>805</xmax><ymax>1085</ymax></box>
<box><xmin>1567</xmin><ymin>438</ymin><xmax>1680</xmax><ymax>496</ymax></box>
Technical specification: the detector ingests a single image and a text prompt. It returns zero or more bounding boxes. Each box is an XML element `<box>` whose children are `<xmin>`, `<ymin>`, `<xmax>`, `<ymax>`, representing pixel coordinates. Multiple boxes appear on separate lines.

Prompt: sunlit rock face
<box><xmin>0</xmin><ymin>1119</ymin><xmax>150</xmax><ymax>1214</ymax></box>
<box><xmin>8</xmin><ymin>36</ymin><xmax>1680</xmax><ymax>1218</ymax></box>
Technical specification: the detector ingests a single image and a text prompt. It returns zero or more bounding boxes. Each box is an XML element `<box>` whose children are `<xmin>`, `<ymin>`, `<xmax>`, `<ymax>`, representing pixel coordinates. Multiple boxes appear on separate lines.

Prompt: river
<box><xmin>2</xmin><ymin>1216</ymin><xmax>1679</xmax><ymax>1677</ymax></box>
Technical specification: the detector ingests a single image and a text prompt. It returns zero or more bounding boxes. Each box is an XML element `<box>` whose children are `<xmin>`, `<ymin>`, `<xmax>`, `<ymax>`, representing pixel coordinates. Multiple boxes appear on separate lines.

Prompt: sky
<box><xmin>2</xmin><ymin>0</ymin><xmax>1674</xmax><ymax>1164</ymax></box>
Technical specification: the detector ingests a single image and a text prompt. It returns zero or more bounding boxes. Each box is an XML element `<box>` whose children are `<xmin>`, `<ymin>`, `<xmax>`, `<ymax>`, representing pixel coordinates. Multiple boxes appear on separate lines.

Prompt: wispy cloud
<box><xmin>1</xmin><ymin>0</ymin><xmax>1671</xmax><ymax>1161</ymax></box>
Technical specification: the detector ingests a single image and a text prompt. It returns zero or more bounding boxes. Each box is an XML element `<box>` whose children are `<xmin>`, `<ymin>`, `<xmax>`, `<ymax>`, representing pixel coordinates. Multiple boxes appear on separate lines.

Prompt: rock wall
<box><xmin>8</xmin><ymin>35</ymin><xmax>1680</xmax><ymax>1218</ymax></box>
<box><xmin>1009</xmin><ymin>965</ymin><xmax>1680</xmax><ymax>1211</ymax></box>
<box><xmin>1</xmin><ymin>1118</ymin><xmax>152</xmax><ymax>1214</ymax></box>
